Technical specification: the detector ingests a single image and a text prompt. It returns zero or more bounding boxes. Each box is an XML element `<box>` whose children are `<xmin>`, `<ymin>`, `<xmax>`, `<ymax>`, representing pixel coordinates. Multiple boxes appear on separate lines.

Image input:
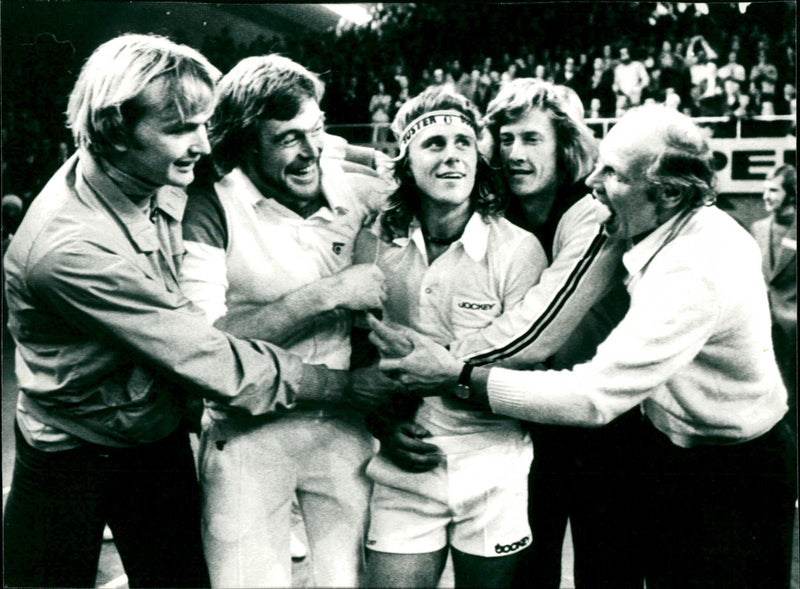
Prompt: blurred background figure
<box><xmin>750</xmin><ymin>164</ymin><xmax>797</xmax><ymax>444</ymax></box>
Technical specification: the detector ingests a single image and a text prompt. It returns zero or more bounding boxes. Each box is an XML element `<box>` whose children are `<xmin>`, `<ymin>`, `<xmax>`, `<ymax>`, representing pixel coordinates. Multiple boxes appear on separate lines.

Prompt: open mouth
<box><xmin>437</xmin><ymin>172</ymin><xmax>465</xmax><ymax>179</ymax></box>
<box><xmin>507</xmin><ymin>168</ymin><xmax>534</xmax><ymax>179</ymax></box>
<box><xmin>593</xmin><ymin>195</ymin><xmax>615</xmax><ymax>227</ymax></box>
<box><xmin>174</xmin><ymin>159</ymin><xmax>198</xmax><ymax>169</ymax></box>
<box><xmin>287</xmin><ymin>163</ymin><xmax>318</xmax><ymax>181</ymax></box>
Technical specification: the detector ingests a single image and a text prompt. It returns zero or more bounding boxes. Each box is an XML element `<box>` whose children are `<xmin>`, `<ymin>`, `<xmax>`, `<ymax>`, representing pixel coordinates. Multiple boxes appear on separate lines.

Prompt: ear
<box><xmin>105</xmin><ymin>123</ymin><xmax>133</xmax><ymax>153</ymax></box>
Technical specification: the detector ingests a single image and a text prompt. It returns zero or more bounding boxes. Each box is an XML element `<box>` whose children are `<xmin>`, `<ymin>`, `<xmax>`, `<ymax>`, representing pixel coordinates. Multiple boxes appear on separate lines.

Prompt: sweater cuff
<box><xmin>298</xmin><ymin>365</ymin><xmax>348</xmax><ymax>403</ymax></box>
<box><xmin>486</xmin><ymin>367</ymin><xmax>532</xmax><ymax>417</ymax></box>
<box><xmin>487</xmin><ymin>367</ymin><xmax>537</xmax><ymax>421</ymax></box>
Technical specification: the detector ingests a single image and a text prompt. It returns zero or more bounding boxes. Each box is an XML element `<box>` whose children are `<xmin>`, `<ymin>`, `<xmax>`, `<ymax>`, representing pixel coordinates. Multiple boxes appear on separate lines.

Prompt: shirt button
<box><xmin>425</xmin><ymin>288</ymin><xmax>432</xmax><ymax>294</ymax></box>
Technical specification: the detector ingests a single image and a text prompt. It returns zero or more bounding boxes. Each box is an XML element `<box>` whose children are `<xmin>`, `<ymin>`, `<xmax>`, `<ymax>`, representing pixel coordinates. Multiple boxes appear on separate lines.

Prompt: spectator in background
<box><xmin>415</xmin><ymin>68</ymin><xmax>433</xmax><ymax>95</ymax></box>
<box><xmin>475</xmin><ymin>61</ymin><xmax>495</xmax><ymax>112</ymax></box>
<box><xmin>449</xmin><ymin>59</ymin><xmax>471</xmax><ymax>95</ymax></box>
<box><xmin>614</xmin><ymin>45</ymin><xmax>649</xmax><ymax>107</ymax></box>
<box><xmin>533</xmin><ymin>64</ymin><xmax>549</xmax><ymax>83</ymax></box>
<box><xmin>1</xmin><ymin>193</ymin><xmax>24</xmax><ymax>250</ymax></box>
<box><xmin>588</xmin><ymin>97</ymin><xmax>602</xmax><ymax>118</ymax></box>
<box><xmin>615</xmin><ymin>92</ymin><xmax>632</xmax><ymax>117</ymax></box>
<box><xmin>587</xmin><ymin>56</ymin><xmax>616</xmax><ymax>117</ymax></box>
<box><xmin>341</xmin><ymin>74</ymin><xmax>366</xmax><ymax>124</ymax></box>
<box><xmin>664</xmin><ymin>88</ymin><xmax>683</xmax><ymax>111</ymax></box>
<box><xmin>722</xmin><ymin>78</ymin><xmax>751</xmax><ymax>118</ymax></box>
<box><xmin>369</xmin><ymin>80</ymin><xmax>393</xmax><ymax>143</ymax></box>
<box><xmin>656</xmin><ymin>50</ymin><xmax>691</xmax><ymax>108</ymax></box>
<box><xmin>459</xmin><ymin>67</ymin><xmax>481</xmax><ymax>103</ymax></box>
<box><xmin>685</xmin><ymin>35</ymin><xmax>719</xmax><ymax>89</ymax></box>
<box><xmin>750</xmin><ymin>164</ymin><xmax>797</xmax><ymax>444</ymax></box>
<box><xmin>555</xmin><ymin>56</ymin><xmax>583</xmax><ymax>97</ymax></box>
<box><xmin>697</xmin><ymin>61</ymin><xmax>724</xmax><ymax>116</ymax></box>
<box><xmin>749</xmin><ymin>48</ymin><xmax>779</xmax><ymax>115</ymax></box>
<box><xmin>718</xmin><ymin>50</ymin><xmax>747</xmax><ymax>86</ymax></box>
<box><xmin>601</xmin><ymin>43</ymin><xmax>617</xmax><ymax>72</ymax></box>
<box><xmin>776</xmin><ymin>82</ymin><xmax>796</xmax><ymax>116</ymax></box>
<box><xmin>429</xmin><ymin>68</ymin><xmax>450</xmax><ymax>92</ymax></box>
<box><xmin>391</xmin><ymin>63</ymin><xmax>410</xmax><ymax>98</ymax></box>
<box><xmin>393</xmin><ymin>86</ymin><xmax>411</xmax><ymax>118</ymax></box>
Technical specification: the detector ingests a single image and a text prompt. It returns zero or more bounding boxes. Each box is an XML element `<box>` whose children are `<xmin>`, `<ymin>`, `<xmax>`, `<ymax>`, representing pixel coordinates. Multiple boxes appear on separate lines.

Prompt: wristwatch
<box><xmin>454</xmin><ymin>363</ymin><xmax>474</xmax><ymax>400</ymax></box>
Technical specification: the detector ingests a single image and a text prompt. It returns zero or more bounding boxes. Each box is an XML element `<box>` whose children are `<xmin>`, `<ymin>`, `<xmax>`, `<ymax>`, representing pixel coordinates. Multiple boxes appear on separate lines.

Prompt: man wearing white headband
<box><xmin>395</xmin><ymin>110</ymin><xmax>479</xmax><ymax>158</ymax></box>
<box><xmin>369</xmin><ymin>79</ymin><xmax>640</xmax><ymax>588</ymax></box>
<box><xmin>356</xmin><ymin>86</ymin><xmax>548</xmax><ymax>588</ymax></box>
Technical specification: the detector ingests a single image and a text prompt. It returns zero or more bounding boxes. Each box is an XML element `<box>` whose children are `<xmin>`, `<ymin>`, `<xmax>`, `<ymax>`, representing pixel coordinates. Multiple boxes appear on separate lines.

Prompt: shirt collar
<box><xmin>400</xmin><ymin>212</ymin><xmax>490</xmax><ymax>262</ymax></box>
<box><xmin>79</xmin><ymin>150</ymin><xmax>186</xmax><ymax>252</ymax></box>
<box><xmin>622</xmin><ymin>208</ymin><xmax>696</xmax><ymax>280</ymax></box>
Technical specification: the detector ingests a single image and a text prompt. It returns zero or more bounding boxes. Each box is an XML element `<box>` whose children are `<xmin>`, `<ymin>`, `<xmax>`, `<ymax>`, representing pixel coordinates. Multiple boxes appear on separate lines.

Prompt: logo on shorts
<box><xmin>332</xmin><ymin>242</ymin><xmax>345</xmax><ymax>255</ymax></box>
<box><xmin>458</xmin><ymin>301</ymin><xmax>495</xmax><ymax>311</ymax></box>
<box><xmin>495</xmin><ymin>535</ymin><xmax>530</xmax><ymax>554</ymax></box>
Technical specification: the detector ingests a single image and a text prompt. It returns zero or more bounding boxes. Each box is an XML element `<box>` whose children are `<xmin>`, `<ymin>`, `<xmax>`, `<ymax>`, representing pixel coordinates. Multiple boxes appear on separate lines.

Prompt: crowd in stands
<box><xmin>2</xmin><ymin>5</ymin><xmax>796</xmax><ymax>241</ymax></box>
<box><xmin>342</xmin><ymin>33</ymin><xmax>796</xmax><ymax>130</ymax></box>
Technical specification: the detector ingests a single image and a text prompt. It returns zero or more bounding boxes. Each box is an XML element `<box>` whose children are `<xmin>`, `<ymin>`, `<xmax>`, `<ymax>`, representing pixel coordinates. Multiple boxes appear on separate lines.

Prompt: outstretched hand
<box><xmin>366</xmin><ymin>314</ymin><xmax>462</xmax><ymax>394</ymax></box>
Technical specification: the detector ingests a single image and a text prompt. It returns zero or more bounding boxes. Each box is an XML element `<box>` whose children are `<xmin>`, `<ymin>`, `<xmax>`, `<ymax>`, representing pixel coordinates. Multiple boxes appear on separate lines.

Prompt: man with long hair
<box><xmin>179</xmin><ymin>54</ymin><xmax>393</xmax><ymax>587</ymax></box>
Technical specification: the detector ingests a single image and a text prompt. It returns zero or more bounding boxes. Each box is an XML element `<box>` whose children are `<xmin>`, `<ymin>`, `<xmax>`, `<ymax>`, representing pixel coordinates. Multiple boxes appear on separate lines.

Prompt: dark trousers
<box><xmin>773</xmin><ymin>322</ymin><xmax>797</xmax><ymax>444</ymax></box>
<box><xmin>512</xmin><ymin>410</ymin><xmax>645</xmax><ymax>589</ymax></box>
<box><xmin>642</xmin><ymin>418</ymin><xmax>797</xmax><ymax>589</ymax></box>
<box><xmin>3</xmin><ymin>421</ymin><xmax>210</xmax><ymax>588</ymax></box>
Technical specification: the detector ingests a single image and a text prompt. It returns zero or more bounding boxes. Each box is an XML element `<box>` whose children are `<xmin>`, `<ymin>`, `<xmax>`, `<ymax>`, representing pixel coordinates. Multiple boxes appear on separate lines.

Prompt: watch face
<box><xmin>455</xmin><ymin>384</ymin><xmax>471</xmax><ymax>400</ymax></box>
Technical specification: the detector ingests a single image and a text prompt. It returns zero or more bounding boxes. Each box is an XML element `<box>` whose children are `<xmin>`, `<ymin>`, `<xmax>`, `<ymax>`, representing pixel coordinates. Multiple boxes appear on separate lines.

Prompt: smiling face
<box><xmin>586</xmin><ymin>119</ymin><xmax>660</xmax><ymax>240</ymax></box>
<box><xmin>112</xmin><ymin>79</ymin><xmax>213</xmax><ymax>188</ymax></box>
<box><xmin>407</xmin><ymin>122</ymin><xmax>477</xmax><ymax>209</ymax></box>
<box><xmin>249</xmin><ymin>98</ymin><xmax>325</xmax><ymax>209</ymax></box>
<box><xmin>498</xmin><ymin>107</ymin><xmax>559</xmax><ymax>202</ymax></box>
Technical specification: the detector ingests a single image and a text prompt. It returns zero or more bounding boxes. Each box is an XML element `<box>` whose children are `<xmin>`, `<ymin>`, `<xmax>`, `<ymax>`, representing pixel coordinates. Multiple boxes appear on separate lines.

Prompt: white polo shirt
<box><xmin>181</xmin><ymin>159</ymin><xmax>389</xmax><ymax>371</ymax></box>
<box><xmin>365</xmin><ymin>213</ymin><xmax>547</xmax><ymax>441</ymax></box>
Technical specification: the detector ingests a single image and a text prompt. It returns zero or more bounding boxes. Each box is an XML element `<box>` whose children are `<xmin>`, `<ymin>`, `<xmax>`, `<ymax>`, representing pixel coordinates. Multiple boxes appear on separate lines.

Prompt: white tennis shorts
<box><xmin>366</xmin><ymin>427</ymin><xmax>533</xmax><ymax>557</ymax></box>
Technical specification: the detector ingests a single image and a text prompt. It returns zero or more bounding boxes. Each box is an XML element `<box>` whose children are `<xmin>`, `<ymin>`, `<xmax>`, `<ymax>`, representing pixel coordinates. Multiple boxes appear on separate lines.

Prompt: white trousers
<box><xmin>199</xmin><ymin>411</ymin><xmax>376</xmax><ymax>588</ymax></box>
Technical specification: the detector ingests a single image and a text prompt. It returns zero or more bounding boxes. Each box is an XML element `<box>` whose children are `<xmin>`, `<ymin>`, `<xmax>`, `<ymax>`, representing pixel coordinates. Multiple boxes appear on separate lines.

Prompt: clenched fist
<box><xmin>329</xmin><ymin>263</ymin><xmax>387</xmax><ymax>311</ymax></box>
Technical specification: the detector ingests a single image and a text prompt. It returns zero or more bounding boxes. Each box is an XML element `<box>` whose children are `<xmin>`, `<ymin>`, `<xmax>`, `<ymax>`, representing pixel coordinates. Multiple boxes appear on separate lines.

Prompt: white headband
<box><xmin>395</xmin><ymin>109</ymin><xmax>478</xmax><ymax>158</ymax></box>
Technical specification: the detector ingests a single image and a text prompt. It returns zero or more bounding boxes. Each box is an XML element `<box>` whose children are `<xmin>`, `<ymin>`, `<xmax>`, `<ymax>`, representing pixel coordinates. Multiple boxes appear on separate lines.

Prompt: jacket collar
<box><xmin>78</xmin><ymin>150</ymin><xmax>186</xmax><ymax>253</ymax></box>
<box><xmin>770</xmin><ymin>216</ymin><xmax>797</xmax><ymax>278</ymax></box>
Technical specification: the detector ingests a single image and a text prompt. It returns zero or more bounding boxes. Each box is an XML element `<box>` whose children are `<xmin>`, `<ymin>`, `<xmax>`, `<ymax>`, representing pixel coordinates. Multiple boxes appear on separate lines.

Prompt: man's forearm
<box><xmin>214</xmin><ymin>279</ymin><xmax>339</xmax><ymax>343</ymax></box>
